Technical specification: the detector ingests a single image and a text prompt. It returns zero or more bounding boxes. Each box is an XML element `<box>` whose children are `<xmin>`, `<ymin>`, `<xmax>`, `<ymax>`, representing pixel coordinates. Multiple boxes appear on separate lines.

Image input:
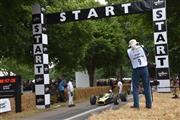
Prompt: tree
<box><xmin>0</xmin><ymin>0</ymin><xmax>179</xmax><ymax>83</ymax></box>
<box><xmin>0</xmin><ymin>57</ymin><xmax>34</xmax><ymax>80</ymax></box>
<box><xmin>167</xmin><ymin>0</ymin><xmax>180</xmax><ymax>76</ymax></box>
<box><xmin>81</xmin><ymin>18</ymin><xmax>128</xmax><ymax>86</ymax></box>
<box><xmin>0</xmin><ymin>0</ymin><xmax>42</xmax><ymax>80</ymax></box>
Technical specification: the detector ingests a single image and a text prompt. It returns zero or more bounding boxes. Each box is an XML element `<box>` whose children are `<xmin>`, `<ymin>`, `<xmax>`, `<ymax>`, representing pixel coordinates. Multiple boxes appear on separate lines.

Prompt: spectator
<box><xmin>176</xmin><ymin>74</ymin><xmax>180</xmax><ymax>87</ymax></box>
<box><xmin>127</xmin><ymin>39</ymin><xmax>152</xmax><ymax>109</ymax></box>
<box><xmin>67</xmin><ymin>80</ymin><xmax>75</xmax><ymax>107</ymax></box>
<box><xmin>109</xmin><ymin>79</ymin><xmax>114</xmax><ymax>91</ymax></box>
<box><xmin>97</xmin><ymin>80</ymin><xmax>100</xmax><ymax>86</ymax></box>
<box><xmin>117</xmin><ymin>80</ymin><xmax>123</xmax><ymax>95</ymax></box>
<box><xmin>50</xmin><ymin>80</ymin><xmax>59</xmax><ymax>104</ymax></box>
<box><xmin>57</xmin><ymin>75</ymin><xmax>66</xmax><ymax>102</ymax></box>
<box><xmin>31</xmin><ymin>80</ymin><xmax>35</xmax><ymax>93</ymax></box>
<box><xmin>108</xmin><ymin>89</ymin><xmax>113</xmax><ymax>98</ymax></box>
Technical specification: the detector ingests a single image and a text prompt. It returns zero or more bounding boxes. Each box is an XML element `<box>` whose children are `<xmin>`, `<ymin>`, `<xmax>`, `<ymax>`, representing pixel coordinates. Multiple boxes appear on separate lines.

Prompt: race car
<box><xmin>90</xmin><ymin>92</ymin><xmax>127</xmax><ymax>105</ymax></box>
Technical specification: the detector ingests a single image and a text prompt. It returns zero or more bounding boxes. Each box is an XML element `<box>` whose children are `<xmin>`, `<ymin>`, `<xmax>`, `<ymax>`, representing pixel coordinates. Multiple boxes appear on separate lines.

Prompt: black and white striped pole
<box><xmin>32</xmin><ymin>3</ymin><xmax>50</xmax><ymax>109</ymax></box>
<box><xmin>153</xmin><ymin>0</ymin><xmax>170</xmax><ymax>92</ymax></box>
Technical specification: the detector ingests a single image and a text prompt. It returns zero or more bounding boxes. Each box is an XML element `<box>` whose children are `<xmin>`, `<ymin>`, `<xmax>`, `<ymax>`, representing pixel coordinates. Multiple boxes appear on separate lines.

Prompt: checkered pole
<box><xmin>32</xmin><ymin>3</ymin><xmax>50</xmax><ymax>109</ymax></box>
<box><xmin>153</xmin><ymin>0</ymin><xmax>170</xmax><ymax>92</ymax></box>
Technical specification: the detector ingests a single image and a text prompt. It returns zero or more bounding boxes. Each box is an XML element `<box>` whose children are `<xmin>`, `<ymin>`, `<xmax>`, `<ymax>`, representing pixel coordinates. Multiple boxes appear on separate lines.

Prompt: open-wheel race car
<box><xmin>90</xmin><ymin>92</ymin><xmax>128</xmax><ymax>105</ymax></box>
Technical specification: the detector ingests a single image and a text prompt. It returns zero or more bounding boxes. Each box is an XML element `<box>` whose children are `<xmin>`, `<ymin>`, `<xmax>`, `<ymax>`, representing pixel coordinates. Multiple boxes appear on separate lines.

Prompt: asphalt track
<box><xmin>21</xmin><ymin>95</ymin><xmax>132</xmax><ymax>120</ymax></box>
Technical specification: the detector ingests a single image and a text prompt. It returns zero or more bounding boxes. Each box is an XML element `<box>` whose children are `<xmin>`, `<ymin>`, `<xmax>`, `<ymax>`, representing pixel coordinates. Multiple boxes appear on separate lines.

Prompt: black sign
<box><xmin>156</xmin><ymin>68</ymin><xmax>170</xmax><ymax>79</ymax></box>
<box><xmin>35</xmin><ymin>75</ymin><xmax>44</xmax><ymax>84</ymax></box>
<box><xmin>0</xmin><ymin>76</ymin><xmax>22</xmax><ymax>113</ymax></box>
<box><xmin>45</xmin><ymin>84</ymin><xmax>50</xmax><ymax>94</ymax></box>
<box><xmin>150</xmin><ymin>81</ymin><xmax>160</xmax><ymax>86</ymax></box>
<box><xmin>32</xmin><ymin>14</ymin><xmax>42</xmax><ymax>24</ymax></box>
<box><xmin>0</xmin><ymin>76</ymin><xmax>20</xmax><ymax>98</ymax></box>
<box><xmin>36</xmin><ymin>95</ymin><xmax>45</xmax><ymax>105</ymax></box>
<box><xmin>45</xmin><ymin>1</ymin><xmax>152</xmax><ymax>24</ymax></box>
<box><xmin>153</xmin><ymin>0</ymin><xmax>165</xmax><ymax>8</ymax></box>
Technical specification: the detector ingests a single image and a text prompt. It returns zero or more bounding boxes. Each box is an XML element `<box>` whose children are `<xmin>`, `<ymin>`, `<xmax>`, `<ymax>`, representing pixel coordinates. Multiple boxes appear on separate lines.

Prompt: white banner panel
<box><xmin>34</xmin><ymin>64</ymin><xmax>44</xmax><ymax>75</ymax></box>
<box><xmin>153</xmin><ymin>8</ymin><xmax>166</xmax><ymax>21</ymax></box>
<box><xmin>45</xmin><ymin>94</ymin><xmax>50</xmax><ymax>105</ymax></box>
<box><xmin>42</xmin><ymin>34</ymin><xmax>48</xmax><ymax>44</ymax></box>
<box><xmin>154</xmin><ymin>31</ymin><xmax>167</xmax><ymax>45</ymax></box>
<box><xmin>155</xmin><ymin>55</ymin><xmax>169</xmax><ymax>68</ymax></box>
<box><xmin>33</xmin><ymin>44</ymin><xmax>43</xmax><ymax>55</ymax></box>
<box><xmin>32</xmin><ymin>24</ymin><xmax>42</xmax><ymax>35</ymax></box>
<box><xmin>75</xmin><ymin>71</ymin><xmax>90</xmax><ymax>88</ymax></box>
<box><xmin>35</xmin><ymin>84</ymin><xmax>45</xmax><ymax>95</ymax></box>
<box><xmin>43</xmin><ymin>54</ymin><xmax>49</xmax><ymax>64</ymax></box>
<box><xmin>157</xmin><ymin>80</ymin><xmax>170</xmax><ymax>92</ymax></box>
<box><xmin>0</xmin><ymin>98</ymin><xmax>11</xmax><ymax>113</ymax></box>
<box><xmin>44</xmin><ymin>74</ymin><xmax>50</xmax><ymax>84</ymax></box>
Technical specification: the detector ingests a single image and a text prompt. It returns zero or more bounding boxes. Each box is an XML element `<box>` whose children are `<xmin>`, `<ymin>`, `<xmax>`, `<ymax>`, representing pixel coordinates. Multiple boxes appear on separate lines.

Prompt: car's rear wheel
<box><xmin>90</xmin><ymin>95</ymin><xmax>96</xmax><ymax>105</ymax></box>
<box><xmin>120</xmin><ymin>93</ymin><xmax>127</xmax><ymax>102</ymax></box>
<box><xmin>113</xmin><ymin>95</ymin><xmax>119</xmax><ymax>105</ymax></box>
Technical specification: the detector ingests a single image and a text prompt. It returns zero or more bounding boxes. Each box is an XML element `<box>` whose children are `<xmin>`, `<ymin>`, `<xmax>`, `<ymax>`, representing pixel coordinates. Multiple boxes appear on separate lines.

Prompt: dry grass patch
<box><xmin>89</xmin><ymin>92</ymin><xmax>180</xmax><ymax>120</ymax></box>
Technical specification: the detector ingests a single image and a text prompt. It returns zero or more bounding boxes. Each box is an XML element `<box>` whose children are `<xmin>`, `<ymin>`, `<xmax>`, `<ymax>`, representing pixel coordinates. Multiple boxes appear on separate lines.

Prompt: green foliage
<box><xmin>167</xmin><ymin>0</ymin><xmax>180</xmax><ymax>75</ymax></box>
<box><xmin>0</xmin><ymin>58</ymin><xmax>34</xmax><ymax>80</ymax></box>
<box><xmin>0</xmin><ymin>0</ymin><xmax>179</xmax><ymax>81</ymax></box>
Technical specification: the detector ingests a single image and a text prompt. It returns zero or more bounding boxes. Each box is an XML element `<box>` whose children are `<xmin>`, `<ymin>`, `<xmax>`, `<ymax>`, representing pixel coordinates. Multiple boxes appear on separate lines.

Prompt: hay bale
<box><xmin>6</xmin><ymin>87</ymin><xmax>111</xmax><ymax>113</ymax></box>
<box><xmin>74</xmin><ymin>86</ymin><xmax>110</xmax><ymax>100</ymax></box>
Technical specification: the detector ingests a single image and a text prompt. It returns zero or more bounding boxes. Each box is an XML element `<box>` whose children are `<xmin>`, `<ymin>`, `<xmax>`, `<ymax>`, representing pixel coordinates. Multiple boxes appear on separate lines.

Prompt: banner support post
<box><xmin>152</xmin><ymin>0</ymin><xmax>170</xmax><ymax>92</ymax></box>
<box><xmin>32</xmin><ymin>3</ymin><xmax>50</xmax><ymax>109</ymax></box>
<box><xmin>15</xmin><ymin>76</ymin><xmax>22</xmax><ymax>113</ymax></box>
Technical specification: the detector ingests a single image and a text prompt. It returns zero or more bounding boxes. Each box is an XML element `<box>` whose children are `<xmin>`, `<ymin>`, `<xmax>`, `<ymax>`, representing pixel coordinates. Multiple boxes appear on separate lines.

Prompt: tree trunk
<box><xmin>120</xmin><ymin>65</ymin><xmax>123</xmax><ymax>80</ymax></box>
<box><xmin>116</xmin><ymin>64</ymin><xmax>123</xmax><ymax>80</ymax></box>
<box><xmin>87</xmin><ymin>65</ymin><xmax>95</xmax><ymax>87</ymax></box>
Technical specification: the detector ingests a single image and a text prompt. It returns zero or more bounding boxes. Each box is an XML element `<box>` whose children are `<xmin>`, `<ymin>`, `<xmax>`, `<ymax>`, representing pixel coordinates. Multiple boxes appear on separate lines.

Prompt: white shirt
<box><xmin>67</xmin><ymin>81</ymin><xmax>74</xmax><ymax>92</ymax></box>
<box><xmin>118</xmin><ymin>81</ymin><xmax>122</xmax><ymax>94</ymax></box>
<box><xmin>127</xmin><ymin>46</ymin><xmax>148</xmax><ymax>69</ymax></box>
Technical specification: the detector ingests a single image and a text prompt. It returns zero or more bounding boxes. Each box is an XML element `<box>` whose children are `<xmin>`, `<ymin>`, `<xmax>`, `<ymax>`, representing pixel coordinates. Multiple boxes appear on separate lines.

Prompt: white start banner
<box><xmin>0</xmin><ymin>98</ymin><xmax>11</xmax><ymax>113</ymax></box>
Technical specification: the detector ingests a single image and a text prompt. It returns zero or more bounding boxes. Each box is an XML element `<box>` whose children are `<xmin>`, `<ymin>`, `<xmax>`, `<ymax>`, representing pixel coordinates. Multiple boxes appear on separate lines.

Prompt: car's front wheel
<box><xmin>90</xmin><ymin>95</ymin><xmax>96</xmax><ymax>105</ymax></box>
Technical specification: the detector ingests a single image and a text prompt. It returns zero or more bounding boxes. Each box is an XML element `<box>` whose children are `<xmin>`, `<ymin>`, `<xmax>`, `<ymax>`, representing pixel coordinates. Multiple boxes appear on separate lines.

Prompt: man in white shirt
<box><xmin>127</xmin><ymin>39</ymin><xmax>152</xmax><ymax>109</ymax></box>
<box><xmin>117</xmin><ymin>80</ymin><xmax>123</xmax><ymax>95</ymax></box>
<box><xmin>67</xmin><ymin>80</ymin><xmax>75</xmax><ymax>107</ymax></box>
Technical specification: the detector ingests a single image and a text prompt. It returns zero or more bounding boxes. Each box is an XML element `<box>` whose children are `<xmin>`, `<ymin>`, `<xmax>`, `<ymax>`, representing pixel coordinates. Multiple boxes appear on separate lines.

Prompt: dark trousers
<box><xmin>59</xmin><ymin>90</ymin><xmax>65</xmax><ymax>102</ymax></box>
<box><xmin>132</xmin><ymin>66</ymin><xmax>152</xmax><ymax>107</ymax></box>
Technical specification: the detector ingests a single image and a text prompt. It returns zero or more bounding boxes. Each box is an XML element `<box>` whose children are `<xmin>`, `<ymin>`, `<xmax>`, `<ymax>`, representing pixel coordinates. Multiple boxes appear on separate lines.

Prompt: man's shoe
<box><xmin>172</xmin><ymin>94</ymin><xmax>179</xmax><ymax>99</ymax></box>
<box><xmin>146</xmin><ymin>106</ymin><xmax>152</xmax><ymax>109</ymax></box>
<box><xmin>68</xmin><ymin>104</ymin><xmax>75</xmax><ymax>107</ymax></box>
<box><xmin>130</xmin><ymin>106</ymin><xmax>139</xmax><ymax>109</ymax></box>
<box><xmin>71</xmin><ymin>104</ymin><xmax>75</xmax><ymax>107</ymax></box>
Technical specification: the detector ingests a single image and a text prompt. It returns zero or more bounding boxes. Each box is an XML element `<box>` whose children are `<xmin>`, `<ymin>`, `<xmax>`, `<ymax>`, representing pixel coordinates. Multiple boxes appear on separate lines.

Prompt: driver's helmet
<box><xmin>109</xmin><ymin>89</ymin><xmax>112</xmax><ymax>93</ymax></box>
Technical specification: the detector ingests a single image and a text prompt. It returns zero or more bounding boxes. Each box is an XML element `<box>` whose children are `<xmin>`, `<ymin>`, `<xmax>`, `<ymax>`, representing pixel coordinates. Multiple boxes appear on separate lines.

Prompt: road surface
<box><xmin>21</xmin><ymin>96</ymin><xmax>132</xmax><ymax>120</ymax></box>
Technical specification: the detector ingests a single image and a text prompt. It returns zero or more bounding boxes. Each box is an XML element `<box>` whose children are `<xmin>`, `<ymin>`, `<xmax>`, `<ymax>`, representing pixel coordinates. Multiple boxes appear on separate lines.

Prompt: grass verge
<box><xmin>88</xmin><ymin>92</ymin><xmax>180</xmax><ymax>120</ymax></box>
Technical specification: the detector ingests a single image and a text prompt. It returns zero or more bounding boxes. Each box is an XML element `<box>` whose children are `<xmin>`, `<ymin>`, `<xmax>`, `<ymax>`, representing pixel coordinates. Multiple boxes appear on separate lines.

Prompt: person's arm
<box><xmin>142</xmin><ymin>46</ymin><xmax>149</xmax><ymax>57</ymax></box>
<box><xmin>127</xmin><ymin>49</ymin><xmax>133</xmax><ymax>69</ymax></box>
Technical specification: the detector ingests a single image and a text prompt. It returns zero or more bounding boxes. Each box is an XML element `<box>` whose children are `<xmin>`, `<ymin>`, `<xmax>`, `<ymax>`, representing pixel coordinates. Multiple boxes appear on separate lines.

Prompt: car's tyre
<box><xmin>90</xmin><ymin>95</ymin><xmax>96</xmax><ymax>105</ymax></box>
<box><xmin>113</xmin><ymin>95</ymin><xmax>119</xmax><ymax>105</ymax></box>
<box><xmin>120</xmin><ymin>93</ymin><xmax>127</xmax><ymax>102</ymax></box>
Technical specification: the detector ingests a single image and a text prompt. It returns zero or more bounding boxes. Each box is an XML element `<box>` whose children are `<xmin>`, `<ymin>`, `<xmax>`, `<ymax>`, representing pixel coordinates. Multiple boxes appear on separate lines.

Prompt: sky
<box><xmin>95</xmin><ymin>0</ymin><xmax>108</xmax><ymax>5</ymax></box>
